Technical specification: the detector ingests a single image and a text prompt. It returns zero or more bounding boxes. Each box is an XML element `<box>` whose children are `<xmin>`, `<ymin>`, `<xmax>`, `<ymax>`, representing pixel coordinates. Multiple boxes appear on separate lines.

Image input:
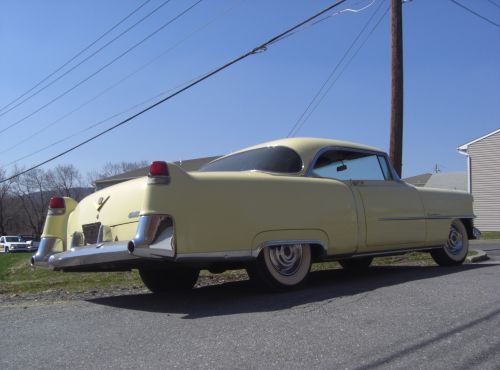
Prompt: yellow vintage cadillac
<box><xmin>33</xmin><ymin>138</ymin><xmax>477</xmax><ymax>292</ymax></box>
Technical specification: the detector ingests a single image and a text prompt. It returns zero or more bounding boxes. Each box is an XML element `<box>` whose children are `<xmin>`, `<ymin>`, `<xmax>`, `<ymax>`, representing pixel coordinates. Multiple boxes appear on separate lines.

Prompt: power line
<box><xmin>0</xmin><ymin>0</ymin><xmax>244</xmax><ymax>156</ymax></box>
<box><xmin>0</xmin><ymin>0</ymin><xmax>349</xmax><ymax>183</ymax></box>
<box><xmin>288</xmin><ymin>0</ymin><xmax>387</xmax><ymax>137</ymax></box>
<box><xmin>298</xmin><ymin>5</ymin><xmax>390</xmax><ymax>136</ymax></box>
<box><xmin>291</xmin><ymin>5</ymin><xmax>390</xmax><ymax>137</ymax></box>
<box><xmin>0</xmin><ymin>0</ymin><xmax>173</xmax><ymax>120</ymax></box>
<box><xmin>0</xmin><ymin>0</ymin><xmax>203</xmax><ymax>136</ymax></box>
<box><xmin>449</xmin><ymin>0</ymin><xmax>500</xmax><ymax>28</ymax></box>
<box><xmin>486</xmin><ymin>0</ymin><xmax>500</xmax><ymax>10</ymax></box>
<box><xmin>1</xmin><ymin>77</ymin><xmax>197</xmax><ymax>168</ymax></box>
<box><xmin>0</xmin><ymin>0</ymin><xmax>153</xmax><ymax>115</ymax></box>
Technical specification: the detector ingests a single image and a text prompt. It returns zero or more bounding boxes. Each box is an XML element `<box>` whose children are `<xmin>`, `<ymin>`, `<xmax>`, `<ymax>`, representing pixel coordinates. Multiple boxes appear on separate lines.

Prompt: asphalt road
<box><xmin>471</xmin><ymin>240</ymin><xmax>500</xmax><ymax>260</ymax></box>
<box><xmin>1</xmin><ymin>259</ymin><xmax>500</xmax><ymax>370</ymax></box>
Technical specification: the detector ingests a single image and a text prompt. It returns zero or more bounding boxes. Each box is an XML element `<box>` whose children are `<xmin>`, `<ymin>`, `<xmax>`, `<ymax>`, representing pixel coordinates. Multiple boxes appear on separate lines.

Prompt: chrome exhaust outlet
<box><xmin>31</xmin><ymin>238</ymin><xmax>63</xmax><ymax>268</ymax></box>
<box><xmin>127</xmin><ymin>241</ymin><xmax>135</xmax><ymax>254</ymax></box>
<box><xmin>128</xmin><ymin>215</ymin><xmax>175</xmax><ymax>259</ymax></box>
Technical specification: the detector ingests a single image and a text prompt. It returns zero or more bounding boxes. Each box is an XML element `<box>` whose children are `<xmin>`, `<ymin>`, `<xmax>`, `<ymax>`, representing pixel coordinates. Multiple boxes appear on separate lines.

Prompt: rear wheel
<box><xmin>431</xmin><ymin>219</ymin><xmax>469</xmax><ymax>266</ymax></box>
<box><xmin>139</xmin><ymin>266</ymin><xmax>199</xmax><ymax>293</ymax></box>
<box><xmin>247</xmin><ymin>244</ymin><xmax>311</xmax><ymax>291</ymax></box>
<box><xmin>339</xmin><ymin>256</ymin><xmax>373</xmax><ymax>271</ymax></box>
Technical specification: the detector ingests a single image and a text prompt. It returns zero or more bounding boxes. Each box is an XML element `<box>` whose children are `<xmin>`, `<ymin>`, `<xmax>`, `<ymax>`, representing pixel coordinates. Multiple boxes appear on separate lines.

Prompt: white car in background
<box><xmin>0</xmin><ymin>236</ymin><xmax>37</xmax><ymax>253</ymax></box>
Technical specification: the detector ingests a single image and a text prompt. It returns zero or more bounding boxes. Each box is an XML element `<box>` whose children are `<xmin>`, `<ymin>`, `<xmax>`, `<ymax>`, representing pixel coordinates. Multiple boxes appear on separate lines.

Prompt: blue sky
<box><xmin>0</xmin><ymin>0</ymin><xmax>499</xmax><ymax>178</ymax></box>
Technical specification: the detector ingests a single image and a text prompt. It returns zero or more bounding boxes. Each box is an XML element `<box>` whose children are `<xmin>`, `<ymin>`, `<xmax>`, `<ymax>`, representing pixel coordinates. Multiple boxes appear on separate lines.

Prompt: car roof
<box><xmin>225</xmin><ymin>137</ymin><xmax>385</xmax><ymax>172</ymax></box>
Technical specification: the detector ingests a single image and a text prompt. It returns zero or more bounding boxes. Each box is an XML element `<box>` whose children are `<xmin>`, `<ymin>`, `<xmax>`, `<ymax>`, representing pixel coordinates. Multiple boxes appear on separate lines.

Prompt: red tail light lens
<box><xmin>49</xmin><ymin>197</ymin><xmax>65</xmax><ymax>209</ymax></box>
<box><xmin>149</xmin><ymin>161</ymin><xmax>169</xmax><ymax>177</ymax></box>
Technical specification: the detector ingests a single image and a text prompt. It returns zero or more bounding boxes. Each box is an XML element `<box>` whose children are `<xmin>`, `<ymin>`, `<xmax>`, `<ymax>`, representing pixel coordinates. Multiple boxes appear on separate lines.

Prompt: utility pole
<box><xmin>389</xmin><ymin>0</ymin><xmax>404</xmax><ymax>177</ymax></box>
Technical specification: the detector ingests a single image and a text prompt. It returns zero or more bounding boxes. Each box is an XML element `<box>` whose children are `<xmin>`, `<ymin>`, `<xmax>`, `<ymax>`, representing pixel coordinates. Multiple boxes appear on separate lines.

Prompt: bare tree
<box><xmin>13</xmin><ymin>168</ymin><xmax>53</xmax><ymax>238</ymax></box>
<box><xmin>47</xmin><ymin>164</ymin><xmax>85</xmax><ymax>200</ymax></box>
<box><xmin>87</xmin><ymin>161</ymin><xmax>148</xmax><ymax>188</ymax></box>
<box><xmin>0</xmin><ymin>168</ymin><xmax>14</xmax><ymax>236</ymax></box>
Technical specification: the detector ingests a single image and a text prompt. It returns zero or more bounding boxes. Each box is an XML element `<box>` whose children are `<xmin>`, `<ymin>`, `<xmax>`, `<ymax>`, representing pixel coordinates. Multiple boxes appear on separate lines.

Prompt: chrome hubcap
<box><xmin>445</xmin><ymin>224</ymin><xmax>463</xmax><ymax>255</ymax></box>
<box><xmin>268</xmin><ymin>244</ymin><xmax>303</xmax><ymax>276</ymax></box>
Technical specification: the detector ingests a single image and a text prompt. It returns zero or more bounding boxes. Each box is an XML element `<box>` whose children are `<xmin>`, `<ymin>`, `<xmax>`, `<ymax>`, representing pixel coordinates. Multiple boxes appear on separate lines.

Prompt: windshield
<box><xmin>199</xmin><ymin>146</ymin><xmax>303</xmax><ymax>173</ymax></box>
<box><xmin>5</xmin><ymin>237</ymin><xmax>21</xmax><ymax>243</ymax></box>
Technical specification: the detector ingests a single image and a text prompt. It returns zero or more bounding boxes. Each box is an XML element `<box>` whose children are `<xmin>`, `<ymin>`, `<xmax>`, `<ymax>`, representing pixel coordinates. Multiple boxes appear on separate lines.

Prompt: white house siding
<box><xmin>467</xmin><ymin>131</ymin><xmax>500</xmax><ymax>231</ymax></box>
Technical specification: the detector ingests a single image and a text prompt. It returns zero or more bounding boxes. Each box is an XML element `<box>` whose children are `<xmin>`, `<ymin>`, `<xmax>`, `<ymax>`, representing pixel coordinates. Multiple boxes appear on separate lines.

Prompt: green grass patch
<box><xmin>481</xmin><ymin>231</ymin><xmax>500</xmax><ymax>240</ymax></box>
<box><xmin>0</xmin><ymin>247</ymin><xmax>483</xmax><ymax>295</ymax></box>
<box><xmin>0</xmin><ymin>253</ymin><xmax>141</xmax><ymax>295</ymax></box>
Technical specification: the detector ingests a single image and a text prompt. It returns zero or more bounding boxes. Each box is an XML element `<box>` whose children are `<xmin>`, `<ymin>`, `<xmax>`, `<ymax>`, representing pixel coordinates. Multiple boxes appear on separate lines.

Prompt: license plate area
<box><xmin>82</xmin><ymin>222</ymin><xmax>101</xmax><ymax>245</ymax></box>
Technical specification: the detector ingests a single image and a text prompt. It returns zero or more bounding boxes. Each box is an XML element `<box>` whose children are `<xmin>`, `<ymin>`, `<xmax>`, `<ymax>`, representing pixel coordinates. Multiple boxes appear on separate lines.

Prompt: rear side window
<box><xmin>311</xmin><ymin>150</ymin><xmax>390</xmax><ymax>181</ymax></box>
<box><xmin>199</xmin><ymin>146</ymin><xmax>303</xmax><ymax>173</ymax></box>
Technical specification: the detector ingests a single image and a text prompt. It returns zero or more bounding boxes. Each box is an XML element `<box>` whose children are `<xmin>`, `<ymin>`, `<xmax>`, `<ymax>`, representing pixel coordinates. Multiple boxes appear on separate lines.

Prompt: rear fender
<box><xmin>41</xmin><ymin>197</ymin><xmax>78</xmax><ymax>250</ymax></box>
<box><xmin>252</xmin><ymin>229</ymin><xmax>329</xmax><ymax>257</ymax></box>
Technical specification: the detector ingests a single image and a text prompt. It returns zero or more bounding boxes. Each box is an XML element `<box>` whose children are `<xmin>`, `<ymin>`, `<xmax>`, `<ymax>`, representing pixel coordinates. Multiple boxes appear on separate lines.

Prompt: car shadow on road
<box><xmin>88</xmin><ymin>264</ymin><xmax>496</xmax><ymax>319</ymax></box>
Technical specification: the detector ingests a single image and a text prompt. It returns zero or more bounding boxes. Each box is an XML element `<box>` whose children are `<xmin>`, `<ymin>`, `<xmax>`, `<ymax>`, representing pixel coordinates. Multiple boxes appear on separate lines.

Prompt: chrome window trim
<box><xmin>306</xmin><ymin>146</ymin><xmax>401</xmax><ymax>182</ymax></box>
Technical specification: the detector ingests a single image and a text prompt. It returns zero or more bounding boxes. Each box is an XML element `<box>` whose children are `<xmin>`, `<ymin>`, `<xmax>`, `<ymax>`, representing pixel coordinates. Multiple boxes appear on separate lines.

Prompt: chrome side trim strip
<box><xmin>378</xmin><ymin>214</ymin><xmax>475</xmax><ymax>221</ymax></box>
<box><xmin>253</xmin><ymin>239</ymin><xmax>328</xmax><ymax>258</ymax></box>
<box><xmin>378</xmin><ymin>217</ymin><xmax>430</xmax><ymax>221</ymax></box>
<box><xmin>176</xmin><ymin>250</ymin><xmax>253</xmax><ymax>262</ymax></box>
<box><xmin>176</xmin><ymin>239</ymin><xmax>329</xmax><ymax>261</ymax></box>
<box><xmin>328</xmin><ymin>245</ymin><xmax>443</xmax><ymax>260</ymax></box>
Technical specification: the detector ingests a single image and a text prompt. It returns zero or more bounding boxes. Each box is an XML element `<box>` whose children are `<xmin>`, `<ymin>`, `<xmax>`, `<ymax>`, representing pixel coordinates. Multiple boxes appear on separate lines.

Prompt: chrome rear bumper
<box><xmin>32</xmin><ymin>215</ymin><xmax>176</xmax><ymax>271</ymax></box>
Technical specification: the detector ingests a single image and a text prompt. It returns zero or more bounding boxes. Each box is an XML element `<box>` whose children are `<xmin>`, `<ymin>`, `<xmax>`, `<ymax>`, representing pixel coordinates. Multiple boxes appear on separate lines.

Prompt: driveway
<box><xmin>1</xmin><ymin>263</ymin><xmax>499</xmax><ymax>369</ymax></box>
<box><xmin>471</xmin><ymin>239</ymin><xmax>500</xmax><ymax>260</ymax></box>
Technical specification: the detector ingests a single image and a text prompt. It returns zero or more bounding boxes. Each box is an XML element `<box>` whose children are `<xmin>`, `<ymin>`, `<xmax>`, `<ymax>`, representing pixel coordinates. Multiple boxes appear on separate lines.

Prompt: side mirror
<box><xmin>337</xmin><ymin>164</ymin><xmax>347</xmax><ymax>172</ymax></box>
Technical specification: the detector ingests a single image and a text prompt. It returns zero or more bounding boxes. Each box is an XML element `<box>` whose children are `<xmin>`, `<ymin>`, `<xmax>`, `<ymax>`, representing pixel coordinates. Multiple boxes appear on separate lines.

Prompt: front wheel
<box><xmin>4</xmin><ymin>247</ymin><xmax>9</xmax><ymax>253</ymax></box>
<box><xmin>247</xmin><ymin>243</ymin><xmax>311</xmax><ymax>291</ymax></box>
<box><xmin>431</xmin><ymin>219</ymin><xmax>469</xmax><ymax>266</ymax></box>
<box><xmin>139</xmin><ymin>266</ymin><xmax>199</xmax><ymax>293</ymax></box>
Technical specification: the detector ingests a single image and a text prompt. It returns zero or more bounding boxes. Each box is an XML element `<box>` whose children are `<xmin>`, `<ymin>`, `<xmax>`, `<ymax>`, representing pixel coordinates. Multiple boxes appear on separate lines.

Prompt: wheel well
<box><xmin>310</xmin><ymin>243</ymin><xmax>327</xmax><ymax>261</ymax></box>
<box><xmin>256</xmin><ymin>243</ymin><xmax>327</xmax><ymax>261</ymax></box>
<box><xmin>460</xmin><ymin>218</ymin><xmax>474</xmax><ymax>240</ymax></box>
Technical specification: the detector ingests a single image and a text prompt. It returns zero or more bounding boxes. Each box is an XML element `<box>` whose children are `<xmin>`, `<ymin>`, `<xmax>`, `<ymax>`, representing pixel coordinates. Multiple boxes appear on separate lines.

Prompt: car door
<box><xmin>310</xmin><ymin>148</ymin><xmax>426</xmax><ymax>252</ymax></box>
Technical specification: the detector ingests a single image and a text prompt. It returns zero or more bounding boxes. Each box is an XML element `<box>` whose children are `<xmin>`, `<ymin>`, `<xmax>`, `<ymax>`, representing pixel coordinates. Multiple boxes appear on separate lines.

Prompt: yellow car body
<box><xmin>32</xmin><ymin>138</ymin><xmax>475</xmax><ymax>290</ymax></box>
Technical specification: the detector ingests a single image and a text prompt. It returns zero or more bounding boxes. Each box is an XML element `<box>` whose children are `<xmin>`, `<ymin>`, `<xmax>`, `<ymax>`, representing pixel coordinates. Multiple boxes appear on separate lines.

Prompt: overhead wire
<box><xmin>0</xmin><ymin>0</ymin><xmax>204</xmax><ymax>136</ymax></box>
<box><xmin>0</xmin><ymin>0</ymin><xmax>153</xmax><ymax>115</ymax></box>
<box><xmin>0</xmin><ymin>0</ymin><xmax>350</xmax><ymax>183</ymax></box>
<box><xmin>0</xmin><ymin>0</ymin><xmax>244</xmax><ymax>156</ymax></box>
<box><xmin>259</xmin><ymin>0</ymin><xmax>377</xmax><ymax>46</ymax></box>
<box><xmin>448</xmin><ymin>0</ymin><xmax>500</xmax><ymax>27</ymax></box>
<box><xmin>1</xmin><ymin>74</ymin><xmax>205</xmax><ymax>168</ymax></box>
<box><xmin>287</xmin><ymin>0</ymin><xmax>387</xmax><ymax>137</ymax></box>
<box><xmin>486</xmin><ymin>0</ymin><xmax>500</xmax><ymax>10</ymax></box>
<box><xmin>289</xmin><ymin>5</ymin><xmax>390</xmax><ymax>137</ymax></box>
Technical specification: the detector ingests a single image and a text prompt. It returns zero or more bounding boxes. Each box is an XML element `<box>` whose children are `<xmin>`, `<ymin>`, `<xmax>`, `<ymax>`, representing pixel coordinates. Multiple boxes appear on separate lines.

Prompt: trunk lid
<box><xmin>67</xmin><ymin>177</ymin><xmax>147</xmax><ymax>242</ymax></box>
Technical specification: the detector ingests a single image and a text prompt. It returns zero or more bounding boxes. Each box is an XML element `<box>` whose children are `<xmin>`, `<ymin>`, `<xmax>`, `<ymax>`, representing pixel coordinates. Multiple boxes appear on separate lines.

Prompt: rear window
<box><xmin>199</xmin><ymin>146</ymin><xmax>303</xmax><ymax>173</ymax></box>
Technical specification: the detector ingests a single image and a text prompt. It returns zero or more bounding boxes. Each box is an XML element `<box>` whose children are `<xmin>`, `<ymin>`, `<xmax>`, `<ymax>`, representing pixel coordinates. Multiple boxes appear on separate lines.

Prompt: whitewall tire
<box><xmin>431</xmin><ymin>219</ymin><xmax>469</xmax><ymax>266</ymax></box>
<box><xmin>247</xmin><ymin>243</ymin><xmax>311</xmax><ymax>291</ymax></box>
